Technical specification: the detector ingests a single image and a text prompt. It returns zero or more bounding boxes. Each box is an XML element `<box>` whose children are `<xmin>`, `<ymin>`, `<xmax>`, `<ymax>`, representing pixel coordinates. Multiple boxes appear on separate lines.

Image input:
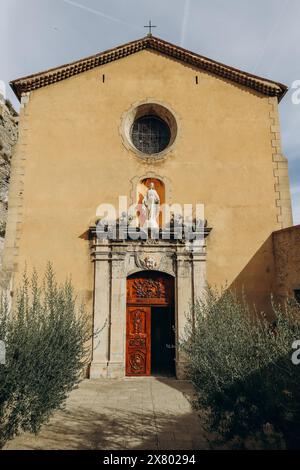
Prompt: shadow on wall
<box><xmin>230</xmin><ymin>235</ymin><xmax>276</xmax><ymax>316</ymax></box>
<box><xmin>230</xmin><ymin>225</ymin><xmax>300</xmax><ymax>315</ymax></box>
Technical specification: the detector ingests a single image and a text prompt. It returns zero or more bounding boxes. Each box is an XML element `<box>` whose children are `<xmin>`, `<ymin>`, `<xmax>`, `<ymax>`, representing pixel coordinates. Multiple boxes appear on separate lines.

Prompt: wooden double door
<box><xmin>126</xmin><ymin>271</ymin><xmax>175</xmax><ymax>377</ymax></box>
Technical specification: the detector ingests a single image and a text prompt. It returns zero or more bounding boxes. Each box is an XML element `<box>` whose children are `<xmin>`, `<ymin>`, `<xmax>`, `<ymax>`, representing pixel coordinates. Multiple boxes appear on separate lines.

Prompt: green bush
<box><xmin>181</xmin><ymin>287</ymin><xmax>300</xmax><ymax>449</ymax></box>
<box><xmin>0</xmin><ymin>264</ymin><xmax>90</xmax><ymax>448</ymax></box>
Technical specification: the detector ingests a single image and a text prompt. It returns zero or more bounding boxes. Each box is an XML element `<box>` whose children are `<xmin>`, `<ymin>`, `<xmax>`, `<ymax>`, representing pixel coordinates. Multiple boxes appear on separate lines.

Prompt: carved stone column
<box><xmin>90</xmin><ymin>240</ymin><xmax>111</xmax><ymax>378</ymax></box>
<box><xmin>191</xmin><ymin>238</ymin><xmax>207</xmax><ymax>303</ymax></box>
<box><xmin>108</xmin><ymin>246</ymin><xmax>127</xmax><ymax>378</ymax></box>
<box><xmin>176</xmin><ymin>244</ymin><xmax>193</xmax><ymax>379</ymax></box>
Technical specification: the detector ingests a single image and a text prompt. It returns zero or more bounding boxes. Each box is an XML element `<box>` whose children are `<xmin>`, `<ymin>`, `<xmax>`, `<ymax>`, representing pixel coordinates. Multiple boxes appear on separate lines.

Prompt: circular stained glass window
<box><xmin>131</xmin><ymin>115</ymin><xmax>171</xmax><ymax>155</ymax></box>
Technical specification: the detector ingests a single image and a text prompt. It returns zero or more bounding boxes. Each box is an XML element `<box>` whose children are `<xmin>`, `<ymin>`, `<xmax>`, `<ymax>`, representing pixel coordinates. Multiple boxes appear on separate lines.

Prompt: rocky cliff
<box><xmin>0</xmin><ymin>92</ymin><xmax>18</xmax><ymax>262</ymax></box>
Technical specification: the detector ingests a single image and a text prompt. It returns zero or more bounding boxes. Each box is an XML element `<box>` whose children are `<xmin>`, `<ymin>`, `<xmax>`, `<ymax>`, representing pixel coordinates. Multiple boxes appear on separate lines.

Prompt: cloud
<box><xmin>62</xmin><ymin>0</ymin><xmax>140</xmax><ymax>31</ymax></box>
<box><xmin>180</xmin><ymin>0</ymin><xmax>191</xmax><ymax>47</ymax></box>
<box><xmin>291</xmin><ymin>184</ymin><xmax>300</xmax><ymax>224</ymax></box>
<box><xmin>252</xmin><ymin>0</ymin><xmax>291</xmax><ymax>73</ymax></box>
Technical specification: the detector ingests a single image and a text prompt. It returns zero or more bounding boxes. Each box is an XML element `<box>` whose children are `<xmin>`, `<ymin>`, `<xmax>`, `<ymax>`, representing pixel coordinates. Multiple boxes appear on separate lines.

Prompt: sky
<box><xmin>0</xmin><ymin>0</ymin><xmax>299</xmax><ymax>223</ymax></box>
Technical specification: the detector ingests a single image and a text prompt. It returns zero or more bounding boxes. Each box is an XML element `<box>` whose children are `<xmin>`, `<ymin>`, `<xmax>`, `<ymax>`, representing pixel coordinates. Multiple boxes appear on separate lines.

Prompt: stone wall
<box><xmin>231</xmin><ymin>225</ymin><xmax>300</xmax><ymax>314</ymax></box>
<box><xmin>273</xmin><ymin>225</ymin><xmax>300</xmax><ymax>299</ymax></box>
<box><xmin>0</xmin><ymin>92</ymin><xmax>18</xmax><ymax>263</ymax></box>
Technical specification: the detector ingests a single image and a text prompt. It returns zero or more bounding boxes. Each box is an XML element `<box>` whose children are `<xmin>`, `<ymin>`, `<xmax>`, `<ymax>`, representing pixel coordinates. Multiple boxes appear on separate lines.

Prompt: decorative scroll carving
<box><xmin>142</xmin><ymin>238</ymin><xmax>159</xmax><ymax>245</ymax></box>
<box><xmin>126</xmin><ymin>306</ymin><xmax>150</xmax><ymax>376</ymax></box>
<box><xmin>133</xmin><ymin>279</ymin><xmax>166</xmax><ymax>298</ymax></box>
<box><xmin>134</xmin><ymin>253</ymin><xmax>158</xmax><ymax>270</ymax></box>
<box><xmin>132</xmin><ymin>310</ymin><xmax>144</xmax><ymax>334</ymax></box>
<box><xmin>129</xmin><ymin>338</ymin><xmax>146</xmax><ymax>347</ymax></box>
<box><xmin>129</xmin><ymin>351</ymin><xmax>146</xmax><ymax>373</ymax></box>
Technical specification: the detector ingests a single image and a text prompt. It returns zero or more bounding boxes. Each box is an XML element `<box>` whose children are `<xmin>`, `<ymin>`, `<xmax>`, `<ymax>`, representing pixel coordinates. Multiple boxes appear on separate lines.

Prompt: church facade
<box><xmin>2</xmin><ymin>35</ymin><xmax>293</xmax><ymax>378</ymax></box>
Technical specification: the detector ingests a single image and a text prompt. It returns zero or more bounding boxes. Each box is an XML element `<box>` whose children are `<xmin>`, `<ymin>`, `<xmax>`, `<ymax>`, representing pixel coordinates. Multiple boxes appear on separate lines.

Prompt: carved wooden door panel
<box><xmin>126</xmin><ymin>306</ymin><xmax>151</xmax><ymax>376</ymax></box>
<box><xmin>127</xmin><ymin>275</ymin><xmax>172</xmax><ymax>306</ymax></box>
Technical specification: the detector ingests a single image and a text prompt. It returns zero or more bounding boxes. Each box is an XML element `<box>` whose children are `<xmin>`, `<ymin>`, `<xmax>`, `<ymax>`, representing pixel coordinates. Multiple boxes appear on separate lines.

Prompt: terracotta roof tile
<box><xmin>10</xmin><ymin>35</ymin><xmax>287</xmax><ymax>102</ymax></box>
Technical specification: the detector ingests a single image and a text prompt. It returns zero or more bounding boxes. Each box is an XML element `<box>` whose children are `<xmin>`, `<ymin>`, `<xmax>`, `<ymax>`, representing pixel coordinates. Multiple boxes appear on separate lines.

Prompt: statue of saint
<box><xmin>142</xmin><ymin>182</ymin><xmax>160</xmax><ymax>229</ymax></box>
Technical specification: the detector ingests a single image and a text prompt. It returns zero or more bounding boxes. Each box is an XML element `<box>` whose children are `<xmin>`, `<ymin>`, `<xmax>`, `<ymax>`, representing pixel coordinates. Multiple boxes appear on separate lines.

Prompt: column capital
<box><xmin>90</xmin><ymin>240</ymin><xmax>111</xmax><ymax>262</ymax></box>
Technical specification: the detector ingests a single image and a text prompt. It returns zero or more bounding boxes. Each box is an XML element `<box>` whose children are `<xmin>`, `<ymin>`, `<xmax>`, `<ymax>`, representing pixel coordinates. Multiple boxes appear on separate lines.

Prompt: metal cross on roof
<box><xmin>144</xmin><ymin>20</ymin><xmax>157</xmax><ymax>37</ymax></box>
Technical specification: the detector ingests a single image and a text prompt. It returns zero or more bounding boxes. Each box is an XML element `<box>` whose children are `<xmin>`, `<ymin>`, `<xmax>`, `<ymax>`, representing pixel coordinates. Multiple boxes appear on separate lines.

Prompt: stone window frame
<box><xmin>120</xmin><ymin>99</ymin><xmax>180</xmax><ymax>163</ymax></box>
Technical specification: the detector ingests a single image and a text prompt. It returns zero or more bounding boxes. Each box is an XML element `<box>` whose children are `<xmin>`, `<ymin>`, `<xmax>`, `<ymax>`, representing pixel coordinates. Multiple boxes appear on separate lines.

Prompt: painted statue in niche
<box><xmin>142</xmin><ymin>182</ymin><xmax>160</xmax><ymax>229</ymax></box>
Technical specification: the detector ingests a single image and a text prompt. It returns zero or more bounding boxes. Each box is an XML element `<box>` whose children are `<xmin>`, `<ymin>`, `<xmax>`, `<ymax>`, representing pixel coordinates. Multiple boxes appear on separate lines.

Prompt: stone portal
<box><xmin>89</xmin><ymin>223</ymin><xmax>211</xmax><ymax>379</ymax></box>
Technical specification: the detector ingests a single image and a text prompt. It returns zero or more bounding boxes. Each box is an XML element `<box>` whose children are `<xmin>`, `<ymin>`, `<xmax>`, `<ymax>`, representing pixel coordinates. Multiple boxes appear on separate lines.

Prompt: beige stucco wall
<box><xmin>2</xmin><ymin>49</ymin><xmax>293</xmax><ymax>311</ymax></box>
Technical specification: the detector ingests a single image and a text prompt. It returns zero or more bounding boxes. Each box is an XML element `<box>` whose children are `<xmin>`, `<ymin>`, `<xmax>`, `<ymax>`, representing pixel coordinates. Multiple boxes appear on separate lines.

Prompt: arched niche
<box><xmin>136</xmin><ymin>177</ymin><xmax>165</xmax><ymax>228</ymax></box>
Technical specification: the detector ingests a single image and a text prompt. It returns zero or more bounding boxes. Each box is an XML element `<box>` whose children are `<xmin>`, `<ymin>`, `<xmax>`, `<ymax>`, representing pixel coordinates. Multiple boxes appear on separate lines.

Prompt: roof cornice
<box><xmin>10</xmin><ymin>35</ymin><xmax>288</xmax><ymax>102</ymax></box>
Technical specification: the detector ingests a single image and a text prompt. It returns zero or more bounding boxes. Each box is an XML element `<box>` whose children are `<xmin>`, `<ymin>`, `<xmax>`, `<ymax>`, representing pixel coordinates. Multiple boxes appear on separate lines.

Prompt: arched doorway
<box><xmin>126</xmin><ymin>271</ymin><xmax>175</xmax><ymax>377</ymax></box>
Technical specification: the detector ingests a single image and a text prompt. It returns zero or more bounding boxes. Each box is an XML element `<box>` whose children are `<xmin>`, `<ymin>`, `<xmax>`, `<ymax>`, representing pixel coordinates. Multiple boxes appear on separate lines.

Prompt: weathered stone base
<box><xmin>107</xmin><ymin>362</ymin><xmax>125</xmax><ymax>379</ymax></box>
<box><xmin>89</xmin><ymin>360</ymin><xmax>187</xmax><ymax>380</ymax></box>
<box><xmin>89</xmin><ymin>362</ymin><xmax>109</xmax><ymax>379</ymax></box>
<box><xmin>175</xmin><ymin>361</ymin><xmax>188</xmax><ymax>380</ymax></box>
<box><xmin>90</xmin><ymin>361</ymin><xmax>125</xmax><ymax>379</ymax></box>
